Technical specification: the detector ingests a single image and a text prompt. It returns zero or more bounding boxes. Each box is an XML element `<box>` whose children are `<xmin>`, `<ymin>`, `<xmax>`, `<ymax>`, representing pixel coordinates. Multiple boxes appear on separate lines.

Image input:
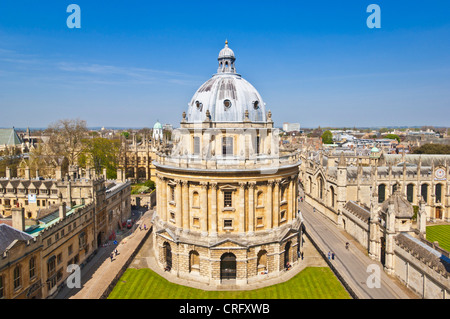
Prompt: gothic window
<box><xmin>421</xmin><ymin>184</ymin><xmax>428</xmax><ymax>203</ymax></box>
<box><xmin>330</xmin><ymin>186</ymin><xmax>335</xmax><ymax>208</ymax></box>
<box><xmin>407</xmin><ymin>184</ymin><xmax>414</xmax><ymax>203</ymax></box>
<box><xmin>436</xmin><ymin>184</ymin><xmax>442</xmax><ymax>203</ymax></box>
<box><xmin>378</xmin><ymin>184</ymin><xmax>386</xmax><ymax>203</ymax></box>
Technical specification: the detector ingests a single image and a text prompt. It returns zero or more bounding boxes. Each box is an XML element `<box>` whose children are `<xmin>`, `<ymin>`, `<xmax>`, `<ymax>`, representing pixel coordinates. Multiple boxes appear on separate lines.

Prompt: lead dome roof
<box><xmin>186</xmin><ymin>41</ymin><xmax>267</xmax><ymax>123</ymax></box>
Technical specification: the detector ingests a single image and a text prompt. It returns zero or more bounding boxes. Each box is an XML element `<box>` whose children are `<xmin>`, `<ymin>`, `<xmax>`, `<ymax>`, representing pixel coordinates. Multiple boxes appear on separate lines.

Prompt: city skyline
<box><xmin>0</xmin><ymin>1</ymin><xmax>449</xmax><ymax>129</ymax></box>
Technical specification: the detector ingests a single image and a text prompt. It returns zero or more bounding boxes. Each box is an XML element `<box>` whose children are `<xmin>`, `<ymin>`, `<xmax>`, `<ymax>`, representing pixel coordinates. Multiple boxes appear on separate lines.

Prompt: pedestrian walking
<box><xmin>328</xmin><ymin>251</ymin><xmax>331</xmax><ymax>260</ymax></box>
<box><xmin>345</xmin><ymin>242</ymin><xmax>349</xmax><ymax>250</ymax></box>
<box><xmin>110</xmin><ymin>252</ymin><xmax>114</xmax><ymax>262</ymax></box>
<box><xmin>331</xmin><ymin>252</ymin><xmax>335</xmax><ymax>260</ymax></box>
<box><xmin>144</xmin><ymin>224</ymin><xmax>147</xmax><ymax>230</ymax></box>
<box><xmin>114</xmin><ymin>248</ymin><xmax>119</xmax><ymax>256</ymax></box>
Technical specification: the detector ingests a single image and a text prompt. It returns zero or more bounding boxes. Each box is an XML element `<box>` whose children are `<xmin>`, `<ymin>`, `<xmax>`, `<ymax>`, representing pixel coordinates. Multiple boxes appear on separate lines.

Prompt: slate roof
<box><xmin>0</xmin><ymin>224</ymin><xmax>33</xmax><ymax>254</ymax></box>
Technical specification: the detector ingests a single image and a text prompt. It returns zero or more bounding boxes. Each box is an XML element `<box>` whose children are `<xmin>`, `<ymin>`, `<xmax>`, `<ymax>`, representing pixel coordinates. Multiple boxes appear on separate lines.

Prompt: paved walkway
<box><xmin>55</xmin><ymin>210</ymin><xmax>153</xmax><ymax>299</ymax></box>
<box><xmin>299</xmin><ymin>199</ymin><xmax>418</xmax><ymax>299</ymax></box>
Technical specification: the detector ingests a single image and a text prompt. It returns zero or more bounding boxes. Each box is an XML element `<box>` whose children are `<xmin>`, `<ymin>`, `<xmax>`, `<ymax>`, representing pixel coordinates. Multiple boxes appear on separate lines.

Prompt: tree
<box><xmin>80</xmin><ymin>137</ymin><xmax>122</xmax><ymax>179</ymax></box>
<box><xmin>44</xmin><ymin>118</ymin><xmax>88</xmax><ymax>166</ymax></box>
<box><xmin>321</xmin><ymin>130</ymin><xmax>333</xmax><ymax>144</ymax></box>
<box><xmin>384</xmin><ymin>134</ymin><xmax>400</xmax><ymax>143</ymax></box>
<box><xmin>412</xmin><ymin>144</ymin><xmax>450</xmax><ymax>154</ymax></box>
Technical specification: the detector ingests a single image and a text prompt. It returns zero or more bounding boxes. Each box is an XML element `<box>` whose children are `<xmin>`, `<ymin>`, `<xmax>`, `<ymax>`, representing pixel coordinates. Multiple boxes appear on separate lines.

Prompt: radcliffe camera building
<box><xmin>151</xmin><ymin>41</ymin><xmax>303</xmax><ymax>285</ymax></box>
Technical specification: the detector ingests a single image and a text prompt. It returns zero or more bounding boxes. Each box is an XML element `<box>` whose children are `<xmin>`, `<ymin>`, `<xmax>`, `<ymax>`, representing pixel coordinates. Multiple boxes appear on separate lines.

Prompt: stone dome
<box><xmin>186</xmin><ymin>41</ymin><xmax>267</xmax><ymax>123</ymax></box>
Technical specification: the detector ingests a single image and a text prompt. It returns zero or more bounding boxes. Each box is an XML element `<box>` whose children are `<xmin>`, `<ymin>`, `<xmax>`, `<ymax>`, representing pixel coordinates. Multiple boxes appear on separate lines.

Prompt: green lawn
<box><xmin>108</xmin><ymin>267</ymin><xmax>351</xmax><ymax>299</ymax></box>
<box><xmin>426</xmin><ymin>225</ymin><xmax>450</xmax><ymax>252</ymax></box>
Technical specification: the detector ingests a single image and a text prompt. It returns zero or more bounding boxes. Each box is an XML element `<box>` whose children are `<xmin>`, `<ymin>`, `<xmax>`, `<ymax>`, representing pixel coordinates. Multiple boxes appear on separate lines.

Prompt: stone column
<box><xmin>248</xmin><ymin>182</ymin><xmax>255</xmax><ymax>234</ymax></box>
<box><xmin>210</xmin><ymin>182</ymin><xmax>218</xmax><ymax>237</ymax></box>
<box><xmin>266</xmin><ymin>180</ymin><xmax>273</xmax><ymax>229</ymax></box>
<box><xmin>288</xmin><ymin>177</ymin><xmax>294</xmax><ymax>221</ymax></box>
<box><xmin>200</xmin><ymin>182</ymin><xmax>208</xmax><ymax>236</ymax></box>
<box><xmin>175</xmin><ymin>180</ymin><xmax>182</xmax><ymax>230</ymax></box>
<box><xmin>239</xmin><ymin>182</ymin><xmax>246</xmax><ymax>234</ymax></box>
<box><xmin>182</xmin><ymin>180</ymin><xmax>189</xmax><ymax>232</ymax></box>
<box><xmin>274</xmin><ymin>179</ymin><xmax>280</xmax><ymax>228</ymax></box>
<box><xmin>161</xmin><ymin>178</ymin><xmax>167</xmax><ymax>221</ymax></box>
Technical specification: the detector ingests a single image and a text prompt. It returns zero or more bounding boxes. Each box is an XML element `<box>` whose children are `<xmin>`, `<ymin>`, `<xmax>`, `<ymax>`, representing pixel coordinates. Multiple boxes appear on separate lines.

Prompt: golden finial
<box><xmin>225</xmin><ymin>39</ymin><xmax>228</xmax><ymax>45</ymax></box>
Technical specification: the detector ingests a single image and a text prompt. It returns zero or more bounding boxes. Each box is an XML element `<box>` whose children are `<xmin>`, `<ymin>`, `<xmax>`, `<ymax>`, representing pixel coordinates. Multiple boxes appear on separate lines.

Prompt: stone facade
<box><xmin>151</xmin><ymin>42</ymin><xmax>303</xmax><ymax>285</ymax></box>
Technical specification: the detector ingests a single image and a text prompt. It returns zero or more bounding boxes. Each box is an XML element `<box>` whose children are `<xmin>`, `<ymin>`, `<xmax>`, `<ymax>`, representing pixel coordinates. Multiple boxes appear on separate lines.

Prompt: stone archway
<box><xmin>220</xmin><ymin>253</ymin><xmax>236</xmax><ymax>281</ymax></box>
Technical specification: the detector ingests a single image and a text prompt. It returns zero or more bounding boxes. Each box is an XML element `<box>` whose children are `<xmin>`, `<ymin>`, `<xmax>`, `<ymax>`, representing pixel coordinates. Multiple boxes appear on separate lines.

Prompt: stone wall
<box><xmin>394</xmin><ymin>233</ymin><xmax>450</xmax><ymax>299</ymax></box>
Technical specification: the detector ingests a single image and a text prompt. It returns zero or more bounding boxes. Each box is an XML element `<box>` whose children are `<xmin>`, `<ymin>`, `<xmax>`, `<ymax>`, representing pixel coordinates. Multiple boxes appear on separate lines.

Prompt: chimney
<box><xmin>12</xmin><ymin>207</ymin><xmax>25</xmax><ymax>232</ymax></box>
<box><xmin>59</xmin><ymin>202</ymin><xmax>67</xmax><ymax>220</ymax></box>
<box><xmin>6</xmin><ymin>167</ymin><xmax>11</xmax><ymax>179</ymax></box>
<box><xmin>103</xmin><ymin>168</ymin><xmax>107</xmax><ymax>179</ymax></box>
<box><xmin>25</xmin><ymin>166</ymin><xmax>31</xmax><ymax>179</ymax></box>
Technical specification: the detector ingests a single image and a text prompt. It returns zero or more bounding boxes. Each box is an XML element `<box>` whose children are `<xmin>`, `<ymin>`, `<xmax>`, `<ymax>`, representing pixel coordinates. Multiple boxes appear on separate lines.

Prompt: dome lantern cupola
<box><xmin>217</xmin><ymin>40</ymin><xmax>236</xmax><ymax>74</ymax></box>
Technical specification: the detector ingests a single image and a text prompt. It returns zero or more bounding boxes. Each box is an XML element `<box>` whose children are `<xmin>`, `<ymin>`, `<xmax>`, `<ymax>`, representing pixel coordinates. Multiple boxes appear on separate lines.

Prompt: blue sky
<box><xmin>0</xmin><ymin>1</ymin><xmax>449</xmax><ymax>129</ymax></box>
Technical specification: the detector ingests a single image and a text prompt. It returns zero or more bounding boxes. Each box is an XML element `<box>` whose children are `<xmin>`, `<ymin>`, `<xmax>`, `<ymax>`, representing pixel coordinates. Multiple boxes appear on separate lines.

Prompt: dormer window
<box><xmin>253</xmin><ymin>101</ymin><xmax>259</xmax><ymax>109</ymax></box>
<box><xmin>195</xmin><ymin>100</ymin><xmax>203</xmax><ymax>111</ymax></box>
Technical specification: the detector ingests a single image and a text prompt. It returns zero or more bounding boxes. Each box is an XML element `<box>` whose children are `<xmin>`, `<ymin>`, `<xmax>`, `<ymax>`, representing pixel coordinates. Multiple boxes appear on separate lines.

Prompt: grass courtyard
<box><xmin>108</xmin><ymin>267</ymin><xmax>351</xmax><ymax>299</ymax></box>
<box><xmin>426</xmin><ymin>225</ymin><xmax>450</xmax><ymax>252</ymax></box>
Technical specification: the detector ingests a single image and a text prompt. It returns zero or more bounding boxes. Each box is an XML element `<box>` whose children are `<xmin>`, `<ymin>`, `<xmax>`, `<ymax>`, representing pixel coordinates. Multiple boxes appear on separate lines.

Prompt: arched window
<box><xmin>407</xmin><ymin>184</ymin><xmax>414</xmax><ymax>203</ymax></box>
<box><xmin>318</xmin><ymin>176</ymin><xmax>324</xmax><ymax>200</ymax></box>
<box><xmin>436</xmin><ymin>184</ymin><xmax>442</xmax><ymax>203</ymax></box>
<box><xmin>421</xmin><ymin>184</ymin><xmax>428</xmax><ymax>203</ymax></box>
<box><xmin>378</xmin><ymin>184</ymin><xmax>386</xmax><ymax>203</ymax></box>
<box><xmin>329</xmin><ymin>186</ymin><xmax>335</xmax><ymax>208</ymax></box>
<box><xmin>192</xmin><ymin>191</ymin><xmax>199</xmax><ymax>208</ymax></box>
<box><xmin>256</xmin><ymin>191</ymin><xmax>264</xmax><ymax>207</ymax></box>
